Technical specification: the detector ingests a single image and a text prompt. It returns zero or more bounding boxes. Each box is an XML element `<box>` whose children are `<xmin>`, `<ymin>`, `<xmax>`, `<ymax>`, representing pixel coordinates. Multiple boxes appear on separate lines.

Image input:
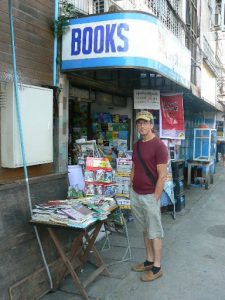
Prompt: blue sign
<box><xmin>62</xmin><ymin>12</ymin><xmax>191</xmax><ymax>89</ymax></box>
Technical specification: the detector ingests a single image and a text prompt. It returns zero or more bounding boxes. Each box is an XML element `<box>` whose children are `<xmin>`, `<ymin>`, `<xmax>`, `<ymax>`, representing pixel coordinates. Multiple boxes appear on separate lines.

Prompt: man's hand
<box><xmin>154</xmin><ymin>164</ymin><xmax>167</xmax><ymax>200</ymax></box>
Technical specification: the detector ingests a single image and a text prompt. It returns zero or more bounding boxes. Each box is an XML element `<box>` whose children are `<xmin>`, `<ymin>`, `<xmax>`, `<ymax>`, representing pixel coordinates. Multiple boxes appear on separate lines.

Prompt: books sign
<box><xmin>62</xmin><ymin>12</ymin><xmax>191</xmax><ymax>88</ymax></box>
<box><xmin>134</xmin><ymin>89</ymin><xmax>160</xmax><ymax>109</ymax></box>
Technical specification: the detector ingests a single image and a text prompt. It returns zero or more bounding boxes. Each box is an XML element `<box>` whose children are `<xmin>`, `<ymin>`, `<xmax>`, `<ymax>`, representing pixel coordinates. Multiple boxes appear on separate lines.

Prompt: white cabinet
<box><xmin>1</xmin><ymin>83</ymin><xmax>53</xmax><ymax>168</ymax></box>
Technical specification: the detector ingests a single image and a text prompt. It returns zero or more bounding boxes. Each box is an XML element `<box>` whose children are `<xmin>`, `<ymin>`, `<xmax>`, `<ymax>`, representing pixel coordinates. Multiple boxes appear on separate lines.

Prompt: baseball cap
<box><xmin>136</xmin><ymin>111</ymin><xmax>154</xmax><ymax>122</ymax></box>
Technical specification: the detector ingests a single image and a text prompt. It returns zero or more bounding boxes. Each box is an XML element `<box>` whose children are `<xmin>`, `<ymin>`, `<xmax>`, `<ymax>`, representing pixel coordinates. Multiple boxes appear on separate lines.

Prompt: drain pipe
<box><xmin>8</xmin><ymin>0</ymin><xmax>53</xmax><ymax>291</ymax></box>
<box><xmin>53</xmin><ymin>0</ymin><xmax>59</xmax><ymax>86</ymax></box>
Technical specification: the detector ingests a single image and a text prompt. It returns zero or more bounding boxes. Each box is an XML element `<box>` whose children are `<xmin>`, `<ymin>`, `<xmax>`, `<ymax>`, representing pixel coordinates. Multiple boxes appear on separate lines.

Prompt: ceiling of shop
<box><xmin>67</xmin><ymin>68</ymin><xmax>220</xmax><ymax>112</ymax></box>
<box><xmin>183</xmin><ymin>93</ymin><xmax>218</xmax><ymax>112</ymax></box>
<box><xmin>68</xmin><ymin>68</ymin><xmax>188</xmax><ymax>97</ymax></box>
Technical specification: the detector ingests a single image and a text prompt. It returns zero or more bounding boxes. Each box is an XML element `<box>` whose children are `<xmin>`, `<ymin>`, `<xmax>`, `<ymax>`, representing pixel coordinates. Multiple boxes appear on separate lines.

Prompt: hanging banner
<box><xmin>160</xmin><ymin>94</ymin><xmax>185</xmax><ymax>139</ymax></box>
<box><xmin>134</xmin><ymin>90</ymin><xmax>160</xmax><ymax>109</ymax></box>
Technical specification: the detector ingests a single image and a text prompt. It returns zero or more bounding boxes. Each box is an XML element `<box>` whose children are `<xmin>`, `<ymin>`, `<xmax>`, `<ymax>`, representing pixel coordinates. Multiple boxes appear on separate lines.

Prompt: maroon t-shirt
<box><xmin>132</xmin><ymin>137</ymin><xmax>168</xmax><ymax>194</ymax></box>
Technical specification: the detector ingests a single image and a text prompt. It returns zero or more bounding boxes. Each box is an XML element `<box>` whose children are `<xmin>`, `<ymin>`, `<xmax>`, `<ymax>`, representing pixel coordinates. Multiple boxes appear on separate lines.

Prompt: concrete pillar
<box><xmin>53</xmin><ymin>74</ymin><xmax>69</xmax><ymax>173</ymax></box>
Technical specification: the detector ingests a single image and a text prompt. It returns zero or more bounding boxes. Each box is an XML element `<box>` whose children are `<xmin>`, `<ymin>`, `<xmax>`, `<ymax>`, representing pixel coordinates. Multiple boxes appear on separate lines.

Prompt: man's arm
<box><xmin>154</xmin><ymin>164</ymin><xmax>167</xmax><ymax>201</ymax></box>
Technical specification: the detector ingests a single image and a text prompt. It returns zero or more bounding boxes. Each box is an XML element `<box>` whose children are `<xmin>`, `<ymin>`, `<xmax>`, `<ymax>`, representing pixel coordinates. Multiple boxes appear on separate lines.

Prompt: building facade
<box><xmin>0</xmin><ymin>2</ymin><xmax>68</xmax><ymax>299</ymax></box>
<box><xmin>59</xmin><ymin>0</ymin><xmax>225</xmax><ymax>168</ymax></box>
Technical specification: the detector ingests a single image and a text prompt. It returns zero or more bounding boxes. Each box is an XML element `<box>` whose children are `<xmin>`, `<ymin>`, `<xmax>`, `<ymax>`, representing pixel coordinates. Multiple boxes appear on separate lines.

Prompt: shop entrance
<box><xmin>68</xmin><ymin>85</ymin><xmax>132</xmax><ymax>167</ymax></box>
<box><xmin>67</xmin><ymin>68</ymin><xmax>183</xmax><ymax>166</ymax></box>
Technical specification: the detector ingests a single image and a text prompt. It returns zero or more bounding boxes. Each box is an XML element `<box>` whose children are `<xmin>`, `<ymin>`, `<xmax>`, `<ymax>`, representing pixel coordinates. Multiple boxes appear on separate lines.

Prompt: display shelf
<box><xmin>193</xmin><ymin>128</ymin><xmax>217</xmax><ymax>161</ymax></box>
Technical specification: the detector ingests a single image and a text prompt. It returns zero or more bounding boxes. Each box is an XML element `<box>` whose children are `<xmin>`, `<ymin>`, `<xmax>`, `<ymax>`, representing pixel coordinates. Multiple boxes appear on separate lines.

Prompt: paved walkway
<box><xmin>42</xmin><ymin>164</ymin><xmax>225</xmax><ymax>300</ymax></box>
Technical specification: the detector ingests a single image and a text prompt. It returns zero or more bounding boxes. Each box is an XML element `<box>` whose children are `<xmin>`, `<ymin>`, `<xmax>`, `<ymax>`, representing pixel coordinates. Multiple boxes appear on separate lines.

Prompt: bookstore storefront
<box><xmin>61</xmin><ymin>11</ymin><xmax>191</xmax><ymax>210</ymax></box>
<box><xmin>62</xmin><ymin>10</ymin><xmax>191</xmax><ymax>160</ymax></box>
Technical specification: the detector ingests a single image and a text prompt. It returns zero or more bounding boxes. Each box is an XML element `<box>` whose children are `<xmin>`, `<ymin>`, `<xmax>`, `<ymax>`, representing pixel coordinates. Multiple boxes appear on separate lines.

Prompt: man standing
<box><xmin>130</xmin><ymin>111</ymin><xmax>168</xmax><ymax>282</ymax></box>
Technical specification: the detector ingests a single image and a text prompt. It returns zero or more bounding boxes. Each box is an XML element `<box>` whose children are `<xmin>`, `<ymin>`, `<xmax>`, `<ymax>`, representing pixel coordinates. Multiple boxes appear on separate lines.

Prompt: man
<box><xmin>130</xmin><ymin>110</ymin><xmax>168</xmax><ymax>282</ymax></box>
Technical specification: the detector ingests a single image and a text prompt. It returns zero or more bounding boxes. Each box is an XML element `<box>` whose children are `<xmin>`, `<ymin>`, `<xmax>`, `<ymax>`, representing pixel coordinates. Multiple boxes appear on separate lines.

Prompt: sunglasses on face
<box><xmin>136</xmin><ymin>120</ymin><xmax>151</xmax><ymax>126</ymax></box>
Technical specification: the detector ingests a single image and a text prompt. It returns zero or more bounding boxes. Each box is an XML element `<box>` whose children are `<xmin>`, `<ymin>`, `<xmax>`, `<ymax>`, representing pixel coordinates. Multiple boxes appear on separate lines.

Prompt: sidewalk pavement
<box><xmin>41</xmin><ymin>164</ymin><xmax>225</xmax><ymax>300</ymax></box>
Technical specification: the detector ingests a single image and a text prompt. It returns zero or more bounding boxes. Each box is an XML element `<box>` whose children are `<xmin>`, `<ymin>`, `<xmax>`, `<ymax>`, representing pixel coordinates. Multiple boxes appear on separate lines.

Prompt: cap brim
<box><xmin>136</xmin><ymin>116</ymin><xmax>151</xmax><ymax>122</ymax></box>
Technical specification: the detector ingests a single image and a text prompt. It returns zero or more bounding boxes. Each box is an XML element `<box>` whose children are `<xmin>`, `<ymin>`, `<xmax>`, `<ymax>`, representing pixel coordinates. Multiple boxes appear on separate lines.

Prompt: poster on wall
<box><xmin>160</xmin><ymin>94</ymin><xmax>185</xmax><ymax>139</ymax></box>
<box><xmin>134</xmin><ymin>90</ymin><xmax>160</xmax><ymax>110</ymax></box>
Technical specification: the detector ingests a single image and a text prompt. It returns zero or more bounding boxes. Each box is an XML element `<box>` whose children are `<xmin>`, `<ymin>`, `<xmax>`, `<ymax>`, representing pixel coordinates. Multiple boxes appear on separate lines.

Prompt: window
<box><xmin>186</xmin><ymin>0</ymin><xmax>198</xmax><ymax>85</ymax></box>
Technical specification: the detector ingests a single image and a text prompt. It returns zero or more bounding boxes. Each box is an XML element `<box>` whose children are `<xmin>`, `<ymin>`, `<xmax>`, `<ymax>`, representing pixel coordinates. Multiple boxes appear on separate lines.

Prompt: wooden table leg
<box><xmin>79</xmin><ymin>222</ymin><xmax>110</xmax><ymax>286</ymax></box>
<box><xmin>79</xmin><ymin>222</ymin><xmax>103</xmax><ymax>264</ymax></box>
<box><xmin>91</xmin><ymin>245</ymin><xmax>111</xmax><ymax>277</ymax></box>
<box><xmin>58</xmin><ymin>232</ymin><xmax>84</xmax><ymax>282</ymax></box>
<box><xmin>48</xmin><ymin>228</ymin><xmax>89</xmax><ymax>300</ymax></box>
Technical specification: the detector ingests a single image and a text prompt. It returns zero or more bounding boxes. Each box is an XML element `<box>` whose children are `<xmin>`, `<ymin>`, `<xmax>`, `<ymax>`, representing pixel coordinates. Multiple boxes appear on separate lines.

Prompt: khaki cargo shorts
<box><xmin>130</xmin><ymin>188</ymin><xmax>164</xmax><ymax>239</ymax></box>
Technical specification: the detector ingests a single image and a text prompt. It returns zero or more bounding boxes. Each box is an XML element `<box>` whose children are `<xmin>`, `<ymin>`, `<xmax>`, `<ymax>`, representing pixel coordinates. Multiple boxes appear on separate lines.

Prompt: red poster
<box><xmin>160</xmin><ymin>94</ymin><xmax>185</xmax><ymax>139</ymax></box>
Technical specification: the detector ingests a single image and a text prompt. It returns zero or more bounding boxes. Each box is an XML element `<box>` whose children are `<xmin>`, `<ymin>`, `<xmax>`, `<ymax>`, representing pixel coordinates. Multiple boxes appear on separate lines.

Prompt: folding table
<box><xmin>30</xmin><ymin>218</ymin><xmax>111</xmax><ymax>300</ymax></box>
<box><xmin>187</xmin><ymin>159</ymin><xmax>214</xmax><ymax>189</ymax></box>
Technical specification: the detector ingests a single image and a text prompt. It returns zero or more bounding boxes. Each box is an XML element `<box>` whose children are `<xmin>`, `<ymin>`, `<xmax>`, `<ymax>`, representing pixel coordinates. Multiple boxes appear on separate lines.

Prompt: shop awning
<box><xmin>61</xmin><ymin>11</ymin><xmax>191</xmax><ymax>90</ymax></box>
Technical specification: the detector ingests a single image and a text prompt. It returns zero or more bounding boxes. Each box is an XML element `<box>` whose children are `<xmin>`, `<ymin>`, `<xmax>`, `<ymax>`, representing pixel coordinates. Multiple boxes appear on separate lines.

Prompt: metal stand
<box><xmin>101</xmin><ymin>208</ymin><xmax>132</xmax><ymax>264</ymax></box>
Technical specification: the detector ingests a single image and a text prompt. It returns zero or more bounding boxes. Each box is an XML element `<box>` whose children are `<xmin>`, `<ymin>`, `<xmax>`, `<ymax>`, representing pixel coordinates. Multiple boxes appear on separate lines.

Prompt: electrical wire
<box><xmin>53</xmin><ymin>0</ymin><xmax>59</xmax><ymax>86</ymax></box>
<box><xmin>8</xmin><ymin>0</ymin><xmax>53</xmax><ymax>291</ymax></box>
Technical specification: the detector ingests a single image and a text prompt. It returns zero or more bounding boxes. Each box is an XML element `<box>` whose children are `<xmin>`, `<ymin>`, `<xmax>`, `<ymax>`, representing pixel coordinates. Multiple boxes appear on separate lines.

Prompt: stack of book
<box><xmin>31</xmin><ymin>197</ymin><xmax>117</xmax><ymax>228</ymax></box>
<box><xmin>114</xmin><ymin>158</ymin><xmax>132</xmax><ymax>209</ymax></box>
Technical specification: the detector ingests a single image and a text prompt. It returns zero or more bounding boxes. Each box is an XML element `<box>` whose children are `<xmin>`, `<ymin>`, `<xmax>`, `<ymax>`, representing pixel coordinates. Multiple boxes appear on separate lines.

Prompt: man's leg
<box><xmin>141</xmin><ymin>237</ymin><xmax>163</xmax><ymax>281</ymax></box>
<box><xmin>131</xmin><ymin>232</ymin><xmax>154</xmax><ymax>272</ymax></box>
<box><xmin>152</xmin><ymin>238</ymin><xmax>162</xmax><ymax>267</ymax></box>
<box><xmin>144</xmin><ymin>233</ymin><xmax>154</xmax><ymax>262</ymax></box>
<box><xmin>144</xmin><ymin>235</ymin><xmax>162</xmax><ymax>267</ymax></box>
<box><xmin>140</xmin><ymin>194</ymin><xmax>164</xmax><ymax>282</ymax></box>
<box><xmin>131</xmin><ymin>189</ymin><xmax>154</xmax><ymax>272</ymax></box>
